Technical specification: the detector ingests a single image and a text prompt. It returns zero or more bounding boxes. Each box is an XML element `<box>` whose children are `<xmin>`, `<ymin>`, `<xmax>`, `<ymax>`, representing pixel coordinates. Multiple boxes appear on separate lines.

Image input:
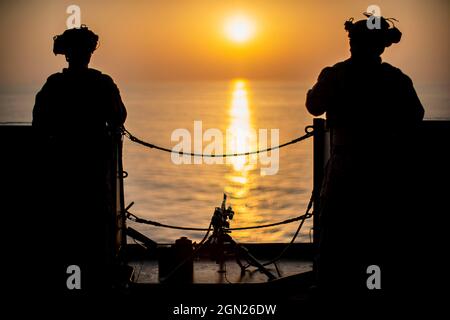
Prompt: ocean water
<box><xmin>1</xmin><ymin>79</ymin><xmax>448</xmax><ymax>243</ymax></box>
<box><xmin>121</xmin><ymin>80</ymin><xmax>314</xmax><ymax>243</ymax></box>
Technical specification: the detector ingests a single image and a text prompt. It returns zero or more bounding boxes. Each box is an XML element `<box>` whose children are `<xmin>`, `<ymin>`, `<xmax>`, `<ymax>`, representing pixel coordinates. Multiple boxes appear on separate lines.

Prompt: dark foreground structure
<box><xmin>1</xmin><ymin>119</ymin><xmax>448</xmax><ymax>316</ymax></box>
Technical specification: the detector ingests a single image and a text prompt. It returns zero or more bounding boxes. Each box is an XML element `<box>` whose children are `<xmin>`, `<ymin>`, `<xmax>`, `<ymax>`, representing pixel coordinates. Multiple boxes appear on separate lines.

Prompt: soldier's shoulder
<box><xmin>316</xmin><ymin>60</ymin><xmax>348</xmax><ymax>81</ymax></box>
<box><xmin>381</xmin><ymin>62</ymin><xmax>411</xmax><ymax>80</ymax></box>
<box><xmin>89</xmin><ymin>69</ymin><xmax>118</xmax><ymax>88</ymax></box>
<box><xmin>332</xmin><ymin>60</ymin><xmax>349</xmax><ymax>69</ymax></box>
<box><xmin>40</xmin><ymin>72</ymin><xmax>66</xmax><ymax>91</ymax></box>
<box><xmin>325</xmin><ymin>60</ymin><xmax>351</xmax><ymax>73</ymax></box>
<box><xmin>88</xmin><ymin>69</ymin><xmax>112</xmax><ymax>80</ymax></box>
<box><xmin>46</xmin><ymin>72</ymin><xmax>64</xmax><ymax>83</ymax></box>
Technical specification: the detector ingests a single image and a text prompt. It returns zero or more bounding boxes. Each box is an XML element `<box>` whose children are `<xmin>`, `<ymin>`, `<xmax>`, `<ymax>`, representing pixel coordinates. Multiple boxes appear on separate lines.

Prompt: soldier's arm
<box><xmin>305</xmin><ymin>67</ymin><xmax>336</xmax><ymax>116</ymax></box>
<box><xmin>111</xmin><ymin>83</ymin><xmax>127</xmax><ymax>126</ymax></box>
<box><xmin>104</xmin><ymin>76</ymin><xmax>127</xmax><ymax>127</ymax></box>
<box><xmin>402</xmin><ymin>75</ymin><xmax>425</xmax><ymax>123</ymax></box>
<box><xmin>32</xmin><ymin>80</ymin><xmax>52</xmax><ymax>134</ymax></box>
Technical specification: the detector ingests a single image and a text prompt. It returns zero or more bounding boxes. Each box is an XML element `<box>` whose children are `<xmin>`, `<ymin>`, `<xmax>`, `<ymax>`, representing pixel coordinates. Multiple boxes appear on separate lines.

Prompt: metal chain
<box><xmin>126</xmin><ymin>192</ymin><xmax>314</xmax><ymax>232</ymax></box>
<box><xmin>121</xmin><ymin>125</ymin><xmax>314</xmax><ymax>157</ymax></box>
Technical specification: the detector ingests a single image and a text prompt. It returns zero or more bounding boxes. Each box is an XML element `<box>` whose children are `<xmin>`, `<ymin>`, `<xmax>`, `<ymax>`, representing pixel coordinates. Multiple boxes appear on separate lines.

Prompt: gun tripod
<box><xmin>203</xmin><ymin>226</ymin><xmax>277</xmax><ymax>281</ymax></box>
<box><xmin>161</xmin><ymin>194</ymin><xmax>276</xmax><ymax>283</ymax></box>
<box><xmin>200</xmin><ymin>194</ymin><xmax>276</xmax><ymax>281</ymax></box>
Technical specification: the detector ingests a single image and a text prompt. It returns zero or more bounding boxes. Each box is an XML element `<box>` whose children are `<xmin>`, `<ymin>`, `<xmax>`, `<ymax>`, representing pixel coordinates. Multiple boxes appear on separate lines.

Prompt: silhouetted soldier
<box><xmin>32</xmin><ymin>26</ymin><xmax>127</xmax><ymax>293</ymax></box>
<box><xmin>33</xmin><ymin>26</ymin><xmax>126</xmax><ymax>136</ymax></box>
<box><xmin>306</xmin><ymin>15</ymin><xmax>424</xmax><ymax>301</ymax></box>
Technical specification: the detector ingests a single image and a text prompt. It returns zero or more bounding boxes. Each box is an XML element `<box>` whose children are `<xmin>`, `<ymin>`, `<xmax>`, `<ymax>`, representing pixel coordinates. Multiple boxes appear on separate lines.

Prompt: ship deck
<box><xmin>126</xmin><ymin>242</ymin><xmax>314</xmax><ymax>285</ymax></box>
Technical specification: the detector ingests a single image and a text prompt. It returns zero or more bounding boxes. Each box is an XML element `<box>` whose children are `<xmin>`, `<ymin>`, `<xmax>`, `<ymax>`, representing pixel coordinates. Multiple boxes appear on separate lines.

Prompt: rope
<box><xmin>121</xmin><ymin>125</ymin><xmax>314</xmax><ymax>157</ymax></box>
<box><xmin>262</xmin><ymin>194</ymin><xmax>313</xmax><ymax>266</ymax></box>
<box><xmin>127</xmin><ymin>211</ymin><xmax>312</xmax><ymax>232</ymax></box>
<box><xmin>236</xmin><ymin>193</ymin><xmax>314</xmax><ymax>269</ymax></box>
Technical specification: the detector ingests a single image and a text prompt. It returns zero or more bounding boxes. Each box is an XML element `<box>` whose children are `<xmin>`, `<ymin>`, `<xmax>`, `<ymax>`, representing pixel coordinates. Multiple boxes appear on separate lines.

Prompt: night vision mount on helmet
<box><xmin>344</xmin><ymin>13</ymin><xmax>402</xmax><ymax>47</ymax></box>
<box><xmin>53</xmin><ymin>25</ymin><xmax>99</xmax><ymax>55</ymax></box>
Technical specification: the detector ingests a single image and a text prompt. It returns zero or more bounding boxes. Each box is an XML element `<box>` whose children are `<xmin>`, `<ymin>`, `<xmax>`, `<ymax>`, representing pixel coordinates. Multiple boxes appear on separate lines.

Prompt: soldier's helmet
<box><xmin>53</xmin><ymin>25</ymin><xmax>99</xmax><ymax>56</ymax></box>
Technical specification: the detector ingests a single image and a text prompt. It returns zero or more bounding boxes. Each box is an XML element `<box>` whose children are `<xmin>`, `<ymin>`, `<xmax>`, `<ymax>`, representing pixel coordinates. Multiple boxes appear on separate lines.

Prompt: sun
<box><xmin>224</xmin><ymin>14</ymin><xmax>256</xmax><ymax>44</ymax></box>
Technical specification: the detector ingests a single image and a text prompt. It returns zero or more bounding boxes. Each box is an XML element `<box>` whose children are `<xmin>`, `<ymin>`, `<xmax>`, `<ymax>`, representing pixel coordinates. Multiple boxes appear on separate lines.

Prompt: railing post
<box><xmin>113</xmin><ymin>130</ymin><xmax>127</xmax><ymax>257</ymax></box>
<box><xmin>312</xmin><ymin>118</ymin><xmax>326</xmax><ymax>245</ymax></box>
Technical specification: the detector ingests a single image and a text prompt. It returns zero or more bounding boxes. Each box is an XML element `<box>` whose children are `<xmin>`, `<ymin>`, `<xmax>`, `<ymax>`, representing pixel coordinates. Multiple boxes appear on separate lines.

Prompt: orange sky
<box><xmin>0</xmin><ymin>0</ymin><xmax>448</xmax><ymax>86</ymax></box>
